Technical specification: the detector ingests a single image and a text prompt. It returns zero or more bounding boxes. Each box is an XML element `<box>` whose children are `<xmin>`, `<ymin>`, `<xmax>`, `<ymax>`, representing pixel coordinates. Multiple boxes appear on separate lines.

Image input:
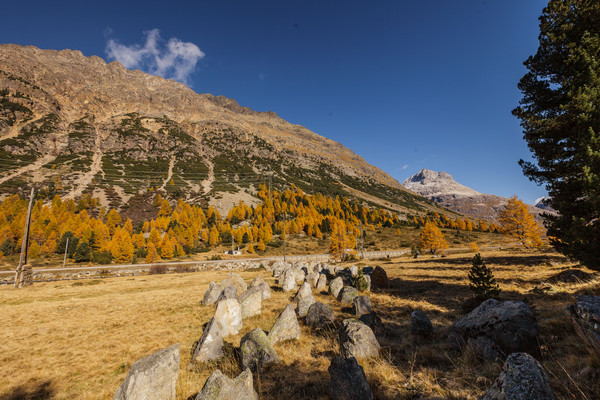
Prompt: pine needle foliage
<box><xmin>513</xmin><ymin>0</ymin><xmax>600</xmax><ymax>268</ymax></box>
<box><xmin>468</xmin><ymin>253</ymin><xmax>500</xmax><ymax>299</ymax></box>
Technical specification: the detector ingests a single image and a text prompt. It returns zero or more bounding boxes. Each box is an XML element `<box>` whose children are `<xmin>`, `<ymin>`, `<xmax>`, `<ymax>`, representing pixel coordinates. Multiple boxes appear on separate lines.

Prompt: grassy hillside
<box><xmin>1</xmin><ymin>248</ymin><xmax>597</xmax><ymax>399</ymax></box>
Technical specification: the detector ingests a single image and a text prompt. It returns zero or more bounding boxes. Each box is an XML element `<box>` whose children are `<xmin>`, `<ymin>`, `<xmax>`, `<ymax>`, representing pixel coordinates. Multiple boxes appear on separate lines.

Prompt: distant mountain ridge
<box><xmin>402</xmin><ymin>169</ymin><xmax>553</xmax><ymax>222</ymax></box>
<box><xmin>0</xmin><ymin>44</ymin><xmax>446</xmax><ymax>218</ymax></box>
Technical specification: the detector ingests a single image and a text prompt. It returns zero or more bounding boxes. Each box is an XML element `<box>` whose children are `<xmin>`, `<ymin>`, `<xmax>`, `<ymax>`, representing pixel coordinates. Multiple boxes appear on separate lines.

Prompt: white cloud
<box><xmin>402</xmin><ymin>164</ymin><xmax>408</xmax><ymax>170</ymax></box>
<box><xmin>105</xmin><ymin>29</ymin><xmax>205</xmax><ymax>84</ymax></box>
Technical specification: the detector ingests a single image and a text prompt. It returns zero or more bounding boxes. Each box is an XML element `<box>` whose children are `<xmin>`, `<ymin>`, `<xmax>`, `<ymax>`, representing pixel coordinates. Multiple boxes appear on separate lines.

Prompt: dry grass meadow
<box><xmin>1</xmin><ymin>248</ymin><xmax>599</xmax><ymax>399</ymax></box>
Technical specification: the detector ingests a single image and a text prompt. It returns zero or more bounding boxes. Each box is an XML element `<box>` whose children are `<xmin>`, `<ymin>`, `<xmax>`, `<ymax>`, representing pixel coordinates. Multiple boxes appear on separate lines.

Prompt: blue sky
<box><xmin>1</xmin><ymin>0</ymin><xmax>549</xmax><ymax>203</ymax></box>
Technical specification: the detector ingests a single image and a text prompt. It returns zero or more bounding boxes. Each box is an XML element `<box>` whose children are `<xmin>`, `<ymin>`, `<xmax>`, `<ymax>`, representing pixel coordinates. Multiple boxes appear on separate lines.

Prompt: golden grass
<box><xmin>1</xmin><ymin>248</ymin><xmax>598</xmax><ymax>399</ymax></box>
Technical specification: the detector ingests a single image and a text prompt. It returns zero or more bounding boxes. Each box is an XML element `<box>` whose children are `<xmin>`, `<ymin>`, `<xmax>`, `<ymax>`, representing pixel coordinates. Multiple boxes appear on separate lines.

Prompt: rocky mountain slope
<box><xmin>0</xmin><ymin>44</ymin><xmax>441</xmax><ymax>217</ymax></box>
<box><xmin>402</xmin><ymin>169</ymin><xmax>553</xmax><ymax>222</ymax></box>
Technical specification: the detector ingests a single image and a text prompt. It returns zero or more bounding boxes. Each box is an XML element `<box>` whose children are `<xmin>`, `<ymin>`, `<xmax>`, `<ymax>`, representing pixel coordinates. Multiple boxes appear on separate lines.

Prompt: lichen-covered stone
<box><xmin>316</xmin><ymin>274</ymin><xmax>328</xmax><ymax>292</ymax></box>
<box><xmin>238</xmin><ymin>287</ymin><xmax>262</xmax><ymax>319</ymax></box>
<box><xmin>202</xmin><ymin>282</ymin><xmax>222</xmax><ymax>306</ymax></box>
<box><xmin>371</xmin><ymin>266</ymin><xmax>390</xmax><ymax>289</ymax></box>
<box><xmin>214</xmin><ymin>298</ymin><xmax>243</xmax><ymax>337</ymax></box>
<box><xmin>216</xmin><ymin>286</ymin><xmax>238</xmax><ymax>302</ymax></box>
<box><xmin>296</xmin><ymin>295</ymin><xmax>316</xmax><ymax>318</ymax></box>
<box><xmin>328</xmin><ymin>356</ymin><xmax>373</xmax><ymax>400</ymax></box>
<box><xmin>268</xmin><ymin>304</ymin><xmax>300</xmax><ymax>344</ymax></box>
<box><xmin>359</xmin><ymin>313</ymin><xmax>385</xmax><ymax>340</ymax></box>
<box><xmin>240</xmin><ymin>328</ymin><xmax>280</xmax><ymax>372</ymax></box>
<box><xmin>306</xmin><ymin>302</ymin><xmax>335</xmax><ymax>329</ymax></box>
<box><xmin>449</xmin><ymin>299</ymin><xmax>539</xmax><ymax>362</ymax></box>
<box><xmin>353</xmin><ymin>296</ymin><xmax>373</xmax><ymax>318</ymax></box>
<box><xmin>195</xmin><ymin>368</ymin><xmax>258</xmax><ymax>400</ymax></box>
<box><xmin>339</xmin><ymin>319</ymin><xmax>380</xmax><ymax>359</ymax></box>
<box><xmin>479</xmin><ymin>353</ymin><xmax>556</xmax><ymax>400</ymax></box>
<box><xmin>329</xmin><ymin>277</ymin><xmax>344</xmax><ymax>298</ymax></box>
<box><xmin>190</xmin><ymin>318</ymin><xmax>224</xmax><ymax>363</ymax></box>
<box><xmin>221</xmin><ymin>273</ymin><xmax>247</xmax><ymax>295</ymax></box>
<box><xmin>114</xmin><ymin>344</ymin><xmax>180</xmax><ymax>400</ymax></box>
<box><xmin>292</xmin><ymin>267</ymin><xmax>306</xmax><ymax>284</ymax></box>
<box><xmin>568</xmin><ymin>295</ymin><xmax>600</xmax><ymax>358</ymax></box>
<box><xmin>281</xmin><ymin>269</ymin><xmax>298</xmax><ymax>292</ymax></box>
<box><xmin>411</xmin><ymin>310</ymin><xmax>434</xmax><ymax>336</ymax></box>
<box><xmin>294</xmin><ymin>282</ymin><xmax>312</xmax><ymax>303</ymax></box>
<box><xmin>249</xmin><ymin>275</ymin><xmax>271</xmax><ymax>300</ymax></box>
<box><xmin>338</xmin><ymin>286</ymin><xmax>359</xmax><ymax>304</ymax></box>
<box><xmin>306</xmin><ymin>272</ymin><xmax>320</xmax><ymax>288</ymax></box>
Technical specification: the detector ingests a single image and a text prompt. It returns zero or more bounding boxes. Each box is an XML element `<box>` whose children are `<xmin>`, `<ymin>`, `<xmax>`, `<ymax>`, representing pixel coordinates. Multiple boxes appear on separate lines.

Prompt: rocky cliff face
<box><xmin>402</xmin><ymin>169</ymin><xmax>553</xmax><ymax>222</ymax></box>
<box><xmin>0</xmin><ymin>44</ymin><xmax>431</xmax><ymax>215</ymax></box>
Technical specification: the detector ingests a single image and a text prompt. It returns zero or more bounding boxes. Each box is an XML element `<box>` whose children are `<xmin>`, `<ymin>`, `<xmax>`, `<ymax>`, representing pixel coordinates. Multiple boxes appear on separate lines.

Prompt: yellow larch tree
<box><xmin>148</xmin><ymin>228</ymin><xmax>161</xmax><ymax>248</ymax></box>
<box><xmin>419</xmin><ymin>221</ymin><xmax>448</xmax><ymax>254</ymax></box>
<box><xmin>106</xmin><ymin>209</ymin><xmax>122</xmax><ymax>236</ymax></box>
<box><xmin>109</xmin><ymin>227</ymin><xmax>134</xmax><ymax>263</ymax></box>
<box><xmin>146</xmin><ymin>242</ymin><xmax>160</xmax><ymax>263</ymax></box>
<box><xmin>159</xmin><ymin>233</ymin><xmax>174</xmax><ymax>259</ymax></box>
<box><xmin>499</xmin><ymin>195</ymin><xmax>544</xmax><ymax>248</ymax></box>
<box><xmin>329</xmin><ymin>219</ymin><xmax>354</xmax><ymax>262</ymax></box>
<box><xmin>208</xmin><ymin>225</ymin><xmax>220</xmax><ymax>247</ymax></box>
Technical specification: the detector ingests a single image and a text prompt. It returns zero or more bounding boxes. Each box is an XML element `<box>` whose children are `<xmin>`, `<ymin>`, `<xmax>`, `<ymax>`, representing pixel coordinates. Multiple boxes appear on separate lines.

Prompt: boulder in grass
<box><xmin>305</xmin><ymin>302</ymin><xmax>335</xmax><ymax>330</ymax></box>
<box><xmin>281</xmin><ymin>269</ymin><xmax>298</xmax><ymax>292</ymax></box>
<box><xmin>221</xmin><ymin>273</ymin><xmax>247</xmax><ymax>295</ymax></box>
<box><xmin>216</xmin><ymin>286</ymin><xmax>238</xmax><ymax>302</ymax></box>
<box><xmin>306</xmin><ymin>272</ymin><xmax>320</xmax><ymax>288</ymax></box>
<box><xmin>271</xmin><ymin>262</ymin><xmax>288</xmax><ymax>278</ymax></box>
<box><xmin>202</xmin><ymin>282</ymin><xmax>222</xmax><ymax>306</ymax></box>
<box><xmin>114</xmin><ymin>344</ymin><xmax>180</xmax><ymax>400</ymax></box>
<box><xmin>294</xmin><ymin>282</ymin><xmax>313</xmax><ymax>303</ymax></box>
<box><xmin>353</xmin><ymin>296</ymin><xmax>373</xmax><ymax>318</ymax></box>
<box><xmin>339</xmin><ymin>319</ymin><xmax>380</xmax><ymax>359</ymax></box>
<box><xmin>316</xmin><ymin>274</ymin><xmax>328</xmax><ymax>292</ymax></box>
<box><xmin>293</xmin><ymin>267</ymin><xmax>306</xmax><ymax>285</ymax></box>
<box><xmin>249</xmin><ymin>275</ymin><xmax>265</xmax><ymax>289</ymax></box>
<box><xmin>371</xmin><ymin>266</ymin><xmax>390</xmax><ymax>289</ymax></box>
<box><xmin>195</xmin><ymin>368</ymin><xmax>259</xmax><ymax>400</ymax></box>
<box><xmin>190</xmin><ymin>317</ymin><xmax>225</xmax><ymax>363</ymax></box>
<box><xmin>567</xmin><ymin>295</ymin><xmax>600</xmax><ymax>358</ymax></box>
<box><xmin>238</xmin><ymin>287</ymin><xmax>262</xmax><ymax>319</ymax></box>
<box><xmin>214</xmin><ymin>298</ymin><xmax>243</xmax><ymax>337</ymax></box>
<box><xmin>359</xmin><ymin>313</ymin><xmax>385</xmax><ymax>340</ymax></box>
<box><xmin>411</xmin><ymin>310</ymin><xmax>434</xmax><ymax>336</ymax></box>
<box><xmin>328</xmin><ymin>356</ymin><xmax>373</xmax><ymax>400</ymax></box>
<box><xmin>240</xmin><ymin>328</ymin><xmax>280</xmax><ymax>372</ymax></box>
<box><xmin>249</xmin><ymin>276</ymin><xmax>272</xmax><ymax>300</ymax></box>
<box><xmin>479</xmin><ymin>353</ymin><xmax>556</xmax><ymax>400</ymax></box>
<box><xmin>268</xmin><ymin>304</ymin><xmax>300</xmax><ymax>344</ymax></box>
<box><xmin>449</xmin><ymin>299</ymin><xmax>539</xmax><ymax>362</ymax></box>
<box><xmin>329</xmin><ymin>277</ymin><xmax>344</xmax><ymax>298</ymax></box>
<box><xmin>349</xmin><ymin>265</ymin><xmax>358</xmax><ymax>277</ymax></box>
<box><xmin>296</xmin><ymin>295</ymin><xmax>316</xmax><ymax>318</ymax></box>
<box><xmin>338</xmin><ymin>286</ymin><xmax>359</xmax><ymax>304</ymax></box>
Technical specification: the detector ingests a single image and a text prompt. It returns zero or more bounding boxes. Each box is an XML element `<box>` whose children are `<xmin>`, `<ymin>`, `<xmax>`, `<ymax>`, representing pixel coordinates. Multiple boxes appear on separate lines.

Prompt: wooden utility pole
<box><xmin>62</xmin><ymin>237</ymin><xmax>69</xmax><ymax>268</ymax></box>
<box><xmin>14</xmin><ymin>188</ymin><xmax>35</xmax><ymax>288</ymax></box>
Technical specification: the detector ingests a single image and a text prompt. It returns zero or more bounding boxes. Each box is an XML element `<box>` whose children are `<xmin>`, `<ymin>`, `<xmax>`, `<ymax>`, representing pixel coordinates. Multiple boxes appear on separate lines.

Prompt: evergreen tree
<box><xmin>513</xmin><ymin>0</ymin><xmax>600</xmax><ymax>268</ymax></box>
<box><xmin>468</xmin><ymin>253</ymin><xmax>500</xmax><ymax>299</ymax></box>
<box><xmin>56</xmin><ymin>231</ymin><xmax>79</xmax><ymax>257</ymax></box>
<box><xmin>73</xmin><ymin>242</ymin><xmax>92</xmax><ymax>263</ymax></box>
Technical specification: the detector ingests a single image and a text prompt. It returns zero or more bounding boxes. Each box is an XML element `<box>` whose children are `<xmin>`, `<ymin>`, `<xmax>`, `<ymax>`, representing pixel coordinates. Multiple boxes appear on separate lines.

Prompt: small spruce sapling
<box><xmin>468</xmin><ymin>253</ymin><xmax>500</xmax><ymax>299</ymax></box>
<box><xmin>353</xmin><ymin>268</ymin><xmax>369</xmax><ymax>292</ymax></box>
